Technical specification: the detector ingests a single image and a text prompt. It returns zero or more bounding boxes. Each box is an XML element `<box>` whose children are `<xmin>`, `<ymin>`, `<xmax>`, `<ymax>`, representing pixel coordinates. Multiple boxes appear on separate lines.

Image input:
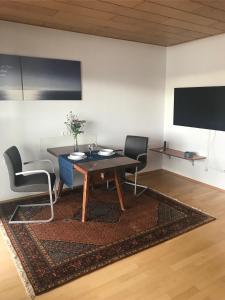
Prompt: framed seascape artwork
<box><xmin>0</xmin><ymin>54</ymin><xmax>82</xmax><ymax>101</ymax></box>
<box><xmin>0</xmin><ymin>54</ymin><xmax>23</xmax><ymax>101</ymax></box>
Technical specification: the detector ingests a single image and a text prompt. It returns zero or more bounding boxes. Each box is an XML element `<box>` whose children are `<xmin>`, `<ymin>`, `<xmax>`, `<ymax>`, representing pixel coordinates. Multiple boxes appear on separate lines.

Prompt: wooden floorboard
<box><xmin>1</xmin><ymin>169</ymin><xmax>225</xmax><ymax>300</ymax></box>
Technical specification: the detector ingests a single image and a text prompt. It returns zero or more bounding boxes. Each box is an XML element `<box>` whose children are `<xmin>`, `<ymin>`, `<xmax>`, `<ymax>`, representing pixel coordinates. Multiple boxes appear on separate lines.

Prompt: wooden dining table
<box><xmin>47</xmin><ymin>145</ymin><xmax>140</xmax><ymax>222</ymax></box>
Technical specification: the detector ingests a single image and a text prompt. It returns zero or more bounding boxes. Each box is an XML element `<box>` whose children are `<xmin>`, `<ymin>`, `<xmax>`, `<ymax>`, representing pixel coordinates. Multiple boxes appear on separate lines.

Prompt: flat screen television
<box><xmin>174</xmin><ymin>86</ymin><xmax>225</xmax><ymax>131</ymax></box>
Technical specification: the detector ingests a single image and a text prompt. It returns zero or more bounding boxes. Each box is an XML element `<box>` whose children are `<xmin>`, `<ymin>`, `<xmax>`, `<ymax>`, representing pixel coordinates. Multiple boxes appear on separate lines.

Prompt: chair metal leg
<box><xmin>134</xmin><ymin>167</ymin><xmax>137</xmax><ymax>196</ymax></box>
<box><xmin>124</xmin><ymin>180</ymin><xmax>148</xmax><ymax>197</ymax></box>
<box><xmin>9</xmin><ymin>183</ymin><xmax>57</xmax><ymax>224</ymax></box>
<box><xmin>52</xmin><ymin>184</ymin><xmax>58</xmax><ymax>204</ymax></box>
<box><xmin>107</xmin><ymin>170</ymin><xmax>148</xmax><ymax>197</ymax></box>
<box><xmin>124</xmin><ymin>168</ymin><xmax>148</xmax><ymax>197</ymax></box>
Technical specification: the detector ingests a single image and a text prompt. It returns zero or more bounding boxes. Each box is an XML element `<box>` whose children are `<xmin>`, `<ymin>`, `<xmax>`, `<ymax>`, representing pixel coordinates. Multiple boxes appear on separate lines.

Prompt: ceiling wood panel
<box><xmin>14</xmin><ymin>0</ymin><xmax>115</xmax><ymax>20</ymax></box>
<box><xmin>0</xmin><ymin>0</ymin><xmax>58</xmax><ymax>16</ymax></box>
<box><xmin>213</xmin><ymin>21</ymin><xmax>225</xmax><ymax>31</ymax></box>
<box><xmin>146</xmin><ymin>0</ymin><xmax>203</xmax><ymax>12</ymax></box>
<box><xmin>102</xmin><ymin>0</ymin><xmax>145</xmax><ymax>8</ymax></box>
<box><xmin>193</xmin><ymin>0</ymin><xmax>225</xmax><ymax>11</ymax></box>
<box><xmin>136</xmin><ymin>1</ymin><xmax>216</xmax><ymax>26</ymax></box>
<box><xmin>111</xmin><ymin>15</ymin><xmax>208</xmax><ymax>40</ymax></box>
<box><xmin>0</xmin><ymin>0</ymin><xmax>225</xmax><ymax>46</ymax></box>
<box><xmin>192</xmin><ymin>4</ymin><xmax>225</xmax><ymax>22</ymax></box>
<box><xmin>163</xmin><ymin>18</ymin><xmax>221</xmax><ymax>35</ymax></box>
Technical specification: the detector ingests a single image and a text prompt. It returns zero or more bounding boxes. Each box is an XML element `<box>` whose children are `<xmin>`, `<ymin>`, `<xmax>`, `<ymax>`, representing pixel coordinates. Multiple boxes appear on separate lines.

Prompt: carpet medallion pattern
<box><xmin>0</xmin><ymin>187</ymin><xmax>215</xmax><ymax>296</ymax></box>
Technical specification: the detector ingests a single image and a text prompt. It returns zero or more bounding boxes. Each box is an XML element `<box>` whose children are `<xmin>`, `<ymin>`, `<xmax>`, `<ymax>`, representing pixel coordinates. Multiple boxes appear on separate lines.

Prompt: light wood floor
<box><xmin>1</xmin><ymin>169</ymin><xmax>225</xmax><ymax>300</ymax></box>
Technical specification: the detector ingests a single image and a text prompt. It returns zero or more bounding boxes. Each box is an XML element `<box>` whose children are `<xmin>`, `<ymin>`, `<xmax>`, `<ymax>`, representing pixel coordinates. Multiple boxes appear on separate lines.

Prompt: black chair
<box><xmin>3</xmin><ymin>146</ymin><xmax>57</xmax><ymax>224</ymax></box>
<box><xmin>124</xmin><ymin>135</ymin><xmax>149</xmax><ymax>196</ymax></box>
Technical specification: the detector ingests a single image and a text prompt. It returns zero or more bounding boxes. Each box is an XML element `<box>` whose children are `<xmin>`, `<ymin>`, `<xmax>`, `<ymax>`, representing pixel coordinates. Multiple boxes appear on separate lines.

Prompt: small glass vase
<box><xmin>74</xmin><ymin>135</ymin><xmax>79</xmax><ymax>152</ymax></box>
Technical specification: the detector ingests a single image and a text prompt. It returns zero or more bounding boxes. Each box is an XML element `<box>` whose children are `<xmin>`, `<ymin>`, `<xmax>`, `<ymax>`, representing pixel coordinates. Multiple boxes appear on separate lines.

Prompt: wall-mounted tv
<box><xmin>0</xmin><ymin>54</ymin><xmax>82</xmax><ymax>100</ymax></box>
<box><xmin>174</xmin><ymin>86</ymin><xmax>225</xmax><ymax>131</ymax></box>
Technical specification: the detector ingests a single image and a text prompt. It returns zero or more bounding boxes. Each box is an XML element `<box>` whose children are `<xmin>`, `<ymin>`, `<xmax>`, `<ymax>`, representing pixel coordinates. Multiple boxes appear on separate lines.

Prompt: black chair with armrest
<box><xmin>3</xmin><ymin>146</ymin><xmax>57</xmax><ymax>224</ymax></box>
<box><xmin>124</xmin><ymin>135</ymin><xmax>149</xmax><ymax>196</ymax></box>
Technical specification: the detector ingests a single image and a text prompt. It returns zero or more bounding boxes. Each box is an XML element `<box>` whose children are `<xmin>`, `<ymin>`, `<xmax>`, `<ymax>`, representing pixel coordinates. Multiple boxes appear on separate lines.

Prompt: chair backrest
<box><xmin>124</xmin><ymin>135</ymin><xmax>149</xmax><ymax>169</ymax></box>
<box><xmin>3</xmin><ymin>146</ymin><xmax>23</xmax><ymax>190</ymax></box>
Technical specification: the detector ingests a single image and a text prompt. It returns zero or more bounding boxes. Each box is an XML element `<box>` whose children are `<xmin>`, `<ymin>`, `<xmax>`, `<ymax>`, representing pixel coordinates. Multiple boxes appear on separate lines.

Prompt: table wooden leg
<box><xmin>58</xmin><ymin>180</ymin><xmax>64</xmax><ymax>198</ymax></box>
<box><xmin>114</xmin><ymin>169</ymin><xmax>125</xmax><ymax>211</ymax></box>
<box><xmin>82</xmin><ymin>173</ymin><xmax>90</xmax><ymax>223</ymax></box>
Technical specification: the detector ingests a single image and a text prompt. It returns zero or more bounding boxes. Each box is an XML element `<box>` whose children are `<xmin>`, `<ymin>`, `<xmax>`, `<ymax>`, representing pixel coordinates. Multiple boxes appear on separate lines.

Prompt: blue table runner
<box><xmin>58</xmin><ymin>151</ymin><xmax>121</xmax><ymax>188</ymax></box>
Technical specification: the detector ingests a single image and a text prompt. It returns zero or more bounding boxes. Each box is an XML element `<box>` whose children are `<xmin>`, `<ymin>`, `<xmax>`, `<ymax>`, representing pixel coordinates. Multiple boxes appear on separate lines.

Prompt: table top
<box><xmin>74</xmin><ymin>156</ymin><xmax>139</xmax><ymax>173</ymax></box>
<box><xmin>47</xmin><ymin>144</ymin><xmax>139</xmax><ymax>174</ymax></box>
<box><xmin>47</xmin><ymin>144</ymin><xmax>122</xmax><ymax>157</ymax></box>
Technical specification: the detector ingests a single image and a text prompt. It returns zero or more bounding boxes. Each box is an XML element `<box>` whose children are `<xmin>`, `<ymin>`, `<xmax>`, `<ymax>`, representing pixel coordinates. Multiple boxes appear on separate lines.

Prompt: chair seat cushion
<box><xmin>14</xmin><ymin>173</ymin><xmax>56</xmax><ymax>193</ymax></box>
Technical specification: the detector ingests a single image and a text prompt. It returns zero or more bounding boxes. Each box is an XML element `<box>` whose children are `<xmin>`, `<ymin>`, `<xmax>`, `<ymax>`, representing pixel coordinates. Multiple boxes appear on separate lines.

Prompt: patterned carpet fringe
<box><xmin>0</xmin><ymin>220</ymin><xmax>35</xmax><ymax>299</ymax></box>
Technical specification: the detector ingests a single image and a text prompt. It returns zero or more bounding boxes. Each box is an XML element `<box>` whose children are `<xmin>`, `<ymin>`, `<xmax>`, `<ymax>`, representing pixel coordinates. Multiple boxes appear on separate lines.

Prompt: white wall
<box><xmin>164</xmin><ymin>33</ymin><xmax>225</xmax><ymax>189</ymax></box>
<box><xmin>0</xmin><ymin>21</ymin><xmax>166</xmax><ymax>201</ymax></box>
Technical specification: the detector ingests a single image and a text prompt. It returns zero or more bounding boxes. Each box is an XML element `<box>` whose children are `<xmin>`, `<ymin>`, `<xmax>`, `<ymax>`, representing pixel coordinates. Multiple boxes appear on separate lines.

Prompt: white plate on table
<box><xmin>70</xmin><ymin>152</ymin><xmax>86</xmax><ymax>157</ymax></box>
<box><xmin>101</xmin><ymin>148</ymin><xmax>114</xmax><ymax>153</ymax></box>
<box><xmin>68</xmin><ymin>154</ymin><xmax>87</xmax><ymax>161</ymax></box>
<box><xmin>98</xmin><ymin>150</ymin><xmax>115</xmax><ymax>156</ymax></box>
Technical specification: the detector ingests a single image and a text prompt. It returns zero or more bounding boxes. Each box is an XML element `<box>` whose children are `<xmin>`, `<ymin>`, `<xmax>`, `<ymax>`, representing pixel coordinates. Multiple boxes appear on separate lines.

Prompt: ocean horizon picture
<box><xmin>0</xmin><ymin>54</ymin><xmax>23</xmax><ymax>101</ymax></box>
<box><xmin>0</xmin><ymin>54</ymin><xmax>82</xmax><ymax>101</ymax></box>
<box><xmin>22</xmin><ymin>57</ymin><xmax>81</xmax><ymax>100</ymax></box>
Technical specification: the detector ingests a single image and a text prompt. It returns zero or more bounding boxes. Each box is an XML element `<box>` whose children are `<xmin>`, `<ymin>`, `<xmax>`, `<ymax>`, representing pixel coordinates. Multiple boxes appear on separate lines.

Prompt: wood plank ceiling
<box><xmin>1</xmin><ymin>0</ymin><xmax>225</xmax><ymax>46</ymax></box>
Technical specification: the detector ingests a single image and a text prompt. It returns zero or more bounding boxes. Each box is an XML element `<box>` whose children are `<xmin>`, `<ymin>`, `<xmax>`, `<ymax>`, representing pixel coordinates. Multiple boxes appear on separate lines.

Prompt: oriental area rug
<box><xmin>0</xmin><ymin>187</ymin><xmax>215</xmax><ymax>297</ymax></box>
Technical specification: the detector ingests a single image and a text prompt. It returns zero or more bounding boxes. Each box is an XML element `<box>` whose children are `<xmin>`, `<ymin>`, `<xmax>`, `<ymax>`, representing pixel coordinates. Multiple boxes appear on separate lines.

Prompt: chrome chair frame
<box><xmin>124</xmin><ymin>152</ymin><xmax>148</xmax><ymax>197</ymax></box>
<box><xmin>9</xmin><ymin>159</ymin><xmax>57</xmax><ymax>224</ymax></box>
